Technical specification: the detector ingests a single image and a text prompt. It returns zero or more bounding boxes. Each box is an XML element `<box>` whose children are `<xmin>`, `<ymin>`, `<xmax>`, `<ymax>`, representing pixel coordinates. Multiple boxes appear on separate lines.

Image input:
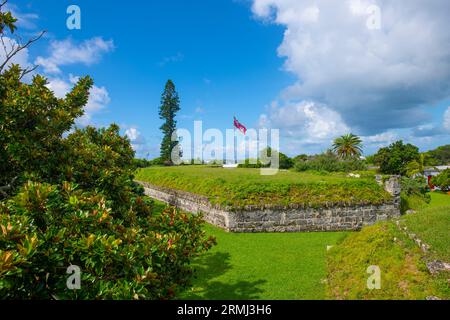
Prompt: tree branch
<box><xmin>0</xmin><ymin>30</ymin><xmax>46</xmax><ymax>73</ymax></box>
<box><xmin>0</xmin><ymin>1</ymin><xmax>8</xmax><ymax>10</ymax></box>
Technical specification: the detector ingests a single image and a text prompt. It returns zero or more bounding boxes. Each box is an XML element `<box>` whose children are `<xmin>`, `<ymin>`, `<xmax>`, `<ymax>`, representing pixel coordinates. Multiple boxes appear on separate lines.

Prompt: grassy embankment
<box><xmin>327</xmin><ymin>192</ymin><xmax>450</xmax><ymax>300</ymax></box>
<box><xmin>136</xmin><ymin>166</ymin><xmax>391</xmax><ymax>209</ymax></box>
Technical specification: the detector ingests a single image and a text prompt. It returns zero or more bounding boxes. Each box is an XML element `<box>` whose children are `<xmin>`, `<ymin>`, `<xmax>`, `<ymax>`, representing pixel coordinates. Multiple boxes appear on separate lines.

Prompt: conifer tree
<box><xmin>159</xmin><ymin>80</ymin><xmax>181</xmax><ymax>165</ymax></box>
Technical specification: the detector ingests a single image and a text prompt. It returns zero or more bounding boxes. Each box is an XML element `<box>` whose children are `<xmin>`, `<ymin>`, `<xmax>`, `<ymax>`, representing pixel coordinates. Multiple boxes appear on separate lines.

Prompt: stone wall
<box><xmin>137</xmin><ymin>177</ymin><xmax>401</xmax><ymax>233</ymax></box>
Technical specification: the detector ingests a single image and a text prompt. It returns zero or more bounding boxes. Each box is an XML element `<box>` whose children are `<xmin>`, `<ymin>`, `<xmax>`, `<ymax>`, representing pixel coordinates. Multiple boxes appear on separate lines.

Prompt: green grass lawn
<box><xmin>136</xmin><ymin>166</ymin><xmax>390</xmax><ymax>208</ymax></box>
<box><xmin>180</xmin><ymin>223</ymin><xmax>347</xmax><ymax>300</ymax></box>
<box><xmin>427</xmin><ymin>191</ymin><xmax>450</xmax><ymax>207</ymax></box>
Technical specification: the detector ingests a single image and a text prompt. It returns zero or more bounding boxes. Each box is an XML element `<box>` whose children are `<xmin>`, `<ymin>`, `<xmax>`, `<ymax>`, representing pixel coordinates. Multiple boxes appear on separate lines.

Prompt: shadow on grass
<box><xmin>182</xmin><ymin>251</ymin><xmax>266</xmax><ymax>300</ymax></box>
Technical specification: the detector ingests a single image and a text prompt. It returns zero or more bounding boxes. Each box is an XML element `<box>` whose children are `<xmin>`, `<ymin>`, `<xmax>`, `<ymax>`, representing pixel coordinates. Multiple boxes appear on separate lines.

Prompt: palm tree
<box><xmin>406</xmin><ymin>154</ymin><xmax>436</xmax><ymax>177</ymax></box>
<box><xmin>332</xmin><ymin>134</ymin><xmax>363</xmax><ymax>159</ymax></box>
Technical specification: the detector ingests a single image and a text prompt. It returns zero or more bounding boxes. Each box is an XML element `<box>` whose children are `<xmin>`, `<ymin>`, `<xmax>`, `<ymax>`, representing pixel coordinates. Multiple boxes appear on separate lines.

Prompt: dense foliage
<box><xmin>0</xmin><ymin>10</ymin><xmax>214</xmax><ymax>299</ymax></box>
<box><xmin>238</xmin><ymin>159</ymin><xmax>264</xmax><ymax>169</ymax></box>
<box><xmin>431</xmin><ymin>169</ymin><xmax>450</xmax><ymax>191</ymax></box>
<box><xmin>133</xmin><ymin>157</ymin><xmax>163</xmax><ymax>168</ymax></box>
<box><xmin>258</xmin><ymin>148</ymin><xmax>294</xmax><ymax>170</ymax></box>
<box><xmin>294</xmin><ymin>151</ymin><xmax>367</xmax><ymax>173</ymax></box>
<box><xmin>238</xmin><ymin>151</ymin><xmax>294</xmax><ymax>170</ymax></box>
<box><xmin>374</xmin><ymin>141</ymin><xmax>420</xmax><ymax>175</ymax></box>
<box><xmin>0</xmin><ymin>67</ymin><xmax>92</xmax><ymax>193</ymax></box>
<box><xmin>405</xmin><ymin>154</ymin><xmax>434</xmax><ymax>177</ymax></box>
<box><xmin>159</xmin><ymin>80</ymin><xmax>181</xmax><ymax>165</ymax></box>
<box><xmin>400</xmin><ymin>177</ymin><xmax>430</xmax><ymax>198</ymax></box>
<box><xmin>0</xmin><ymin>5</ymin><xmax>16</xmax><ymax>34</ymax></box>
<box><xmin>399</xmin><ymin>177</ymin><xmax>430</xmax><ymax>213</ymax></box>
<box><xmin>277</xmin><ymin>152</ymin><xmax>294</xmax><ymax>170</ymax></box>
<box><xmin>426</xmin><ymin>145</ymin><xmax>450</xmax><ymax>165</ymax></box>
<box><xmin>0</xmin><ymin>183</ymin><xmax>214</xmax><ymax>299</ymax></box>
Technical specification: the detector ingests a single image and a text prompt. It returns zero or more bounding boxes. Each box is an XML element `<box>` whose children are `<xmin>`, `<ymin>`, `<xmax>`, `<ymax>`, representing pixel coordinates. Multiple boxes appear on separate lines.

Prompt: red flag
<box><xmin>233</xmin><ymin>117</ymin><xmax>247</xmax><ymax>135</ymax></box>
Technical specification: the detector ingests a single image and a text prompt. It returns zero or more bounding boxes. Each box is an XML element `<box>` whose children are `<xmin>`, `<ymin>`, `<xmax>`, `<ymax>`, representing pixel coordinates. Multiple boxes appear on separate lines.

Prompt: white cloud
<box><xmin>252</xmin><ymin>0</ymin><xmax>450</xmax><ymax>134</ymax></box>
<box><xmin>46</xmin><ymin>78</ymin><xmax>71</xmax><ymax>98</ymax></box>
<box><xmin>46</xmin><ymin>75</ymin><xmax>110</xmax><ymax>126</ymax></box>
<box><xmin>78</xmin><ymin>85</ymin><xmax>110</xmax><ymax>126</ymax></box>
<box><xmin>35</xmin><ymin>37</ymin><xmax>114</xmax><ymax>74</ymax></box>
<box><xmin>444</xmin><ymin>107</ymin><xmax>450</xmax><ymax>131</ymax></box>
<box><xmin>259</xmin><ymin>101</ymin><xmax>350</xmax><ymax>154</ymax></box>
<box><xmin>125</xmin><ymin>127</ymin><xmax>151</xmax><ymax>157</ymax></box>
<box><xmin>362</xmin><ymin>131</ymin><xmax>398</xmax><ymax>151</ymax></box>
<box><xmin>0</xmin><ymin>36</ymin><xmax>33</xmax><ymax>70</ymax></box>
<box><xmin>125</xmin><ymin>127</ymin><xmax>141</xmax><ymax>142</ymax></box>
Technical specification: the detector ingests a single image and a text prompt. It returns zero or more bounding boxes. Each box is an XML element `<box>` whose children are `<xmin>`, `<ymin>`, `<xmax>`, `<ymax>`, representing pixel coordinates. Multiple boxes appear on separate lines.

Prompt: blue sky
<box><xmin>4</xmin><ymin>0</ymin><xmax>450</xmax><ymax>158</ymax></box>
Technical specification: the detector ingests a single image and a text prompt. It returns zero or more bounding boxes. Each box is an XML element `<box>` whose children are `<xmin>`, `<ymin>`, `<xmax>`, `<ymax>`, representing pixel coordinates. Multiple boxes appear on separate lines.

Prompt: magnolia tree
<box><xmin>0</xmin><ymin>4</ymin><xmax>214</xmax><ymax>299</ymax></box>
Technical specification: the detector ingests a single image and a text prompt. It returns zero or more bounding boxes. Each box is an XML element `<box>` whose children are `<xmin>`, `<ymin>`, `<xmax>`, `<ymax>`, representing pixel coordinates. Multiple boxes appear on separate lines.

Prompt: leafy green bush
<box><xmin>61</xmin><ymin>125</ymin><xmax>141</xmax><ymax>219</ymax></box>
<box><xmin>431</xmin><ymin>169</ymin><xmax>450</xmax><ymax>191</ymax></box>
<box><xmin>0</xmin><ymin>11</ymin><xmax>215</xmax><ymax>299</ymax></box>
<box><xmin>399</xmin><ymin>177</ymin><xmax>430</xmax><ymax>213</ymax></box>
<box><xmin>238</xmin><ymin>159</ymin><xmax>264</xmax><ymax>169</ymax></box>
<box><xmin>0</xmin><ymin>181</ymin><xmax>215</xmax><ymax>299</ymax></box>
<box><xmin>426</xmin><ymin>145</ymin><xmax>450</xmax><ymax>166</ymax></box>
<box><xmin>294</xmin><ymin>151</ymin><xmax>367</xmax><ymax>173</ymax></box>
<box><xmin>258</xmin><ymin>148</ymin><xmax>294</xmax><ymax>170</ymax></box>
<box><xmin>0</xmin><ymin>67</ymin><xmax>92</xmax><ymax>195</ymax></box>
<box><xmin>401</xmin><ymin>177</ymin><xmax>430</xmax><ymax>197</ymax></box>
<box><xmin>374</xmin><ymin>141</ymin><xmax>420</xmax><ymax>175</ymax></box>
<box><xmin>133</xmin><ymin>158</ymin><xmax>162</xmax><ymax>168</ymax></box>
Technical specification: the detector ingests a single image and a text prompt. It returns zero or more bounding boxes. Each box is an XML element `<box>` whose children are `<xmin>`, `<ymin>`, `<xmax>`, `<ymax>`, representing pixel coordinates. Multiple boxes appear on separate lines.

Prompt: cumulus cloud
<box><xmin>35</xmin><ymin>37</ymin><xmax>114</xmax><ymax>74</ymax></box>
<box><xmin>78</xmin><ymin>85</ymin><xmax>111</xmax><ymax>126</ymax></box>
<box><xmin>35</xmin><ymin>35</ymin><xmax>114</xmax><ymax>126</ymax></box>
<box><xmin>444</xmin><ymin>107</ymin><xmax>450</xmax><ymax>131</ymax></box>
<box><xmin>259</xmin><ymin>101</ymin><xmax>350</xmax><ymax>153</ymax></box>
<box><xmin>46</xmin><ymin>75</ymin><xmax>111</xmax><ymax>126</ymax></box>
<box><xmin>361</xmin><ymin>131</ymin><xmax>398</xmax><ymax>150</ymax></box>
<box><xmin>252</xmin><ymin>0</ymin><xmax>450</xmax><ymax>135</ymax></box>
<box><xmin>125</xmin><ymin>127</ymin><xmax>153</xmax><ymax>157</ymax></box>
<box><xmin>411</xmin><ymin>125</ymin><xmax>446</xmax><ymax>138</ymax></box>
<box><xmin>409</xmin><ymin>106</ymin><xmax>450</xmax><ymax>137</ymax></box>
<box><xmin>0</xmin><ymin>37</ymin><xmax>33</xmax><ymax>71</ymax></box>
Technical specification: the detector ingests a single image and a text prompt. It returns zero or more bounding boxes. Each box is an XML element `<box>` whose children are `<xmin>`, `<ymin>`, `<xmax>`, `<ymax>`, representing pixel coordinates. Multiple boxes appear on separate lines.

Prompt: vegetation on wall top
<box><xmin>135</xmin><ymin>166</ymin><xmax>392</xmax><ymax>209</ymax></box>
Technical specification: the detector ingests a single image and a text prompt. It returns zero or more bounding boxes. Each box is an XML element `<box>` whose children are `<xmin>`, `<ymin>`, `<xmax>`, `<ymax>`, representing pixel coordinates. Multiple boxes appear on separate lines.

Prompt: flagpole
<box><xmin>234</xmin><ymin>126</ymin><xmax>237</xmax><ymax>165</ymax></box>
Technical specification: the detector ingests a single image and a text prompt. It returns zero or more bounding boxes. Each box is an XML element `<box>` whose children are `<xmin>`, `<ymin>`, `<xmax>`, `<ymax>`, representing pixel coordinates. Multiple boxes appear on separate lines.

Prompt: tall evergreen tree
<box><xmin>159</xmin><ymin>80</ymin><xmax>181</xmax><ymax>165</ymax></box>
